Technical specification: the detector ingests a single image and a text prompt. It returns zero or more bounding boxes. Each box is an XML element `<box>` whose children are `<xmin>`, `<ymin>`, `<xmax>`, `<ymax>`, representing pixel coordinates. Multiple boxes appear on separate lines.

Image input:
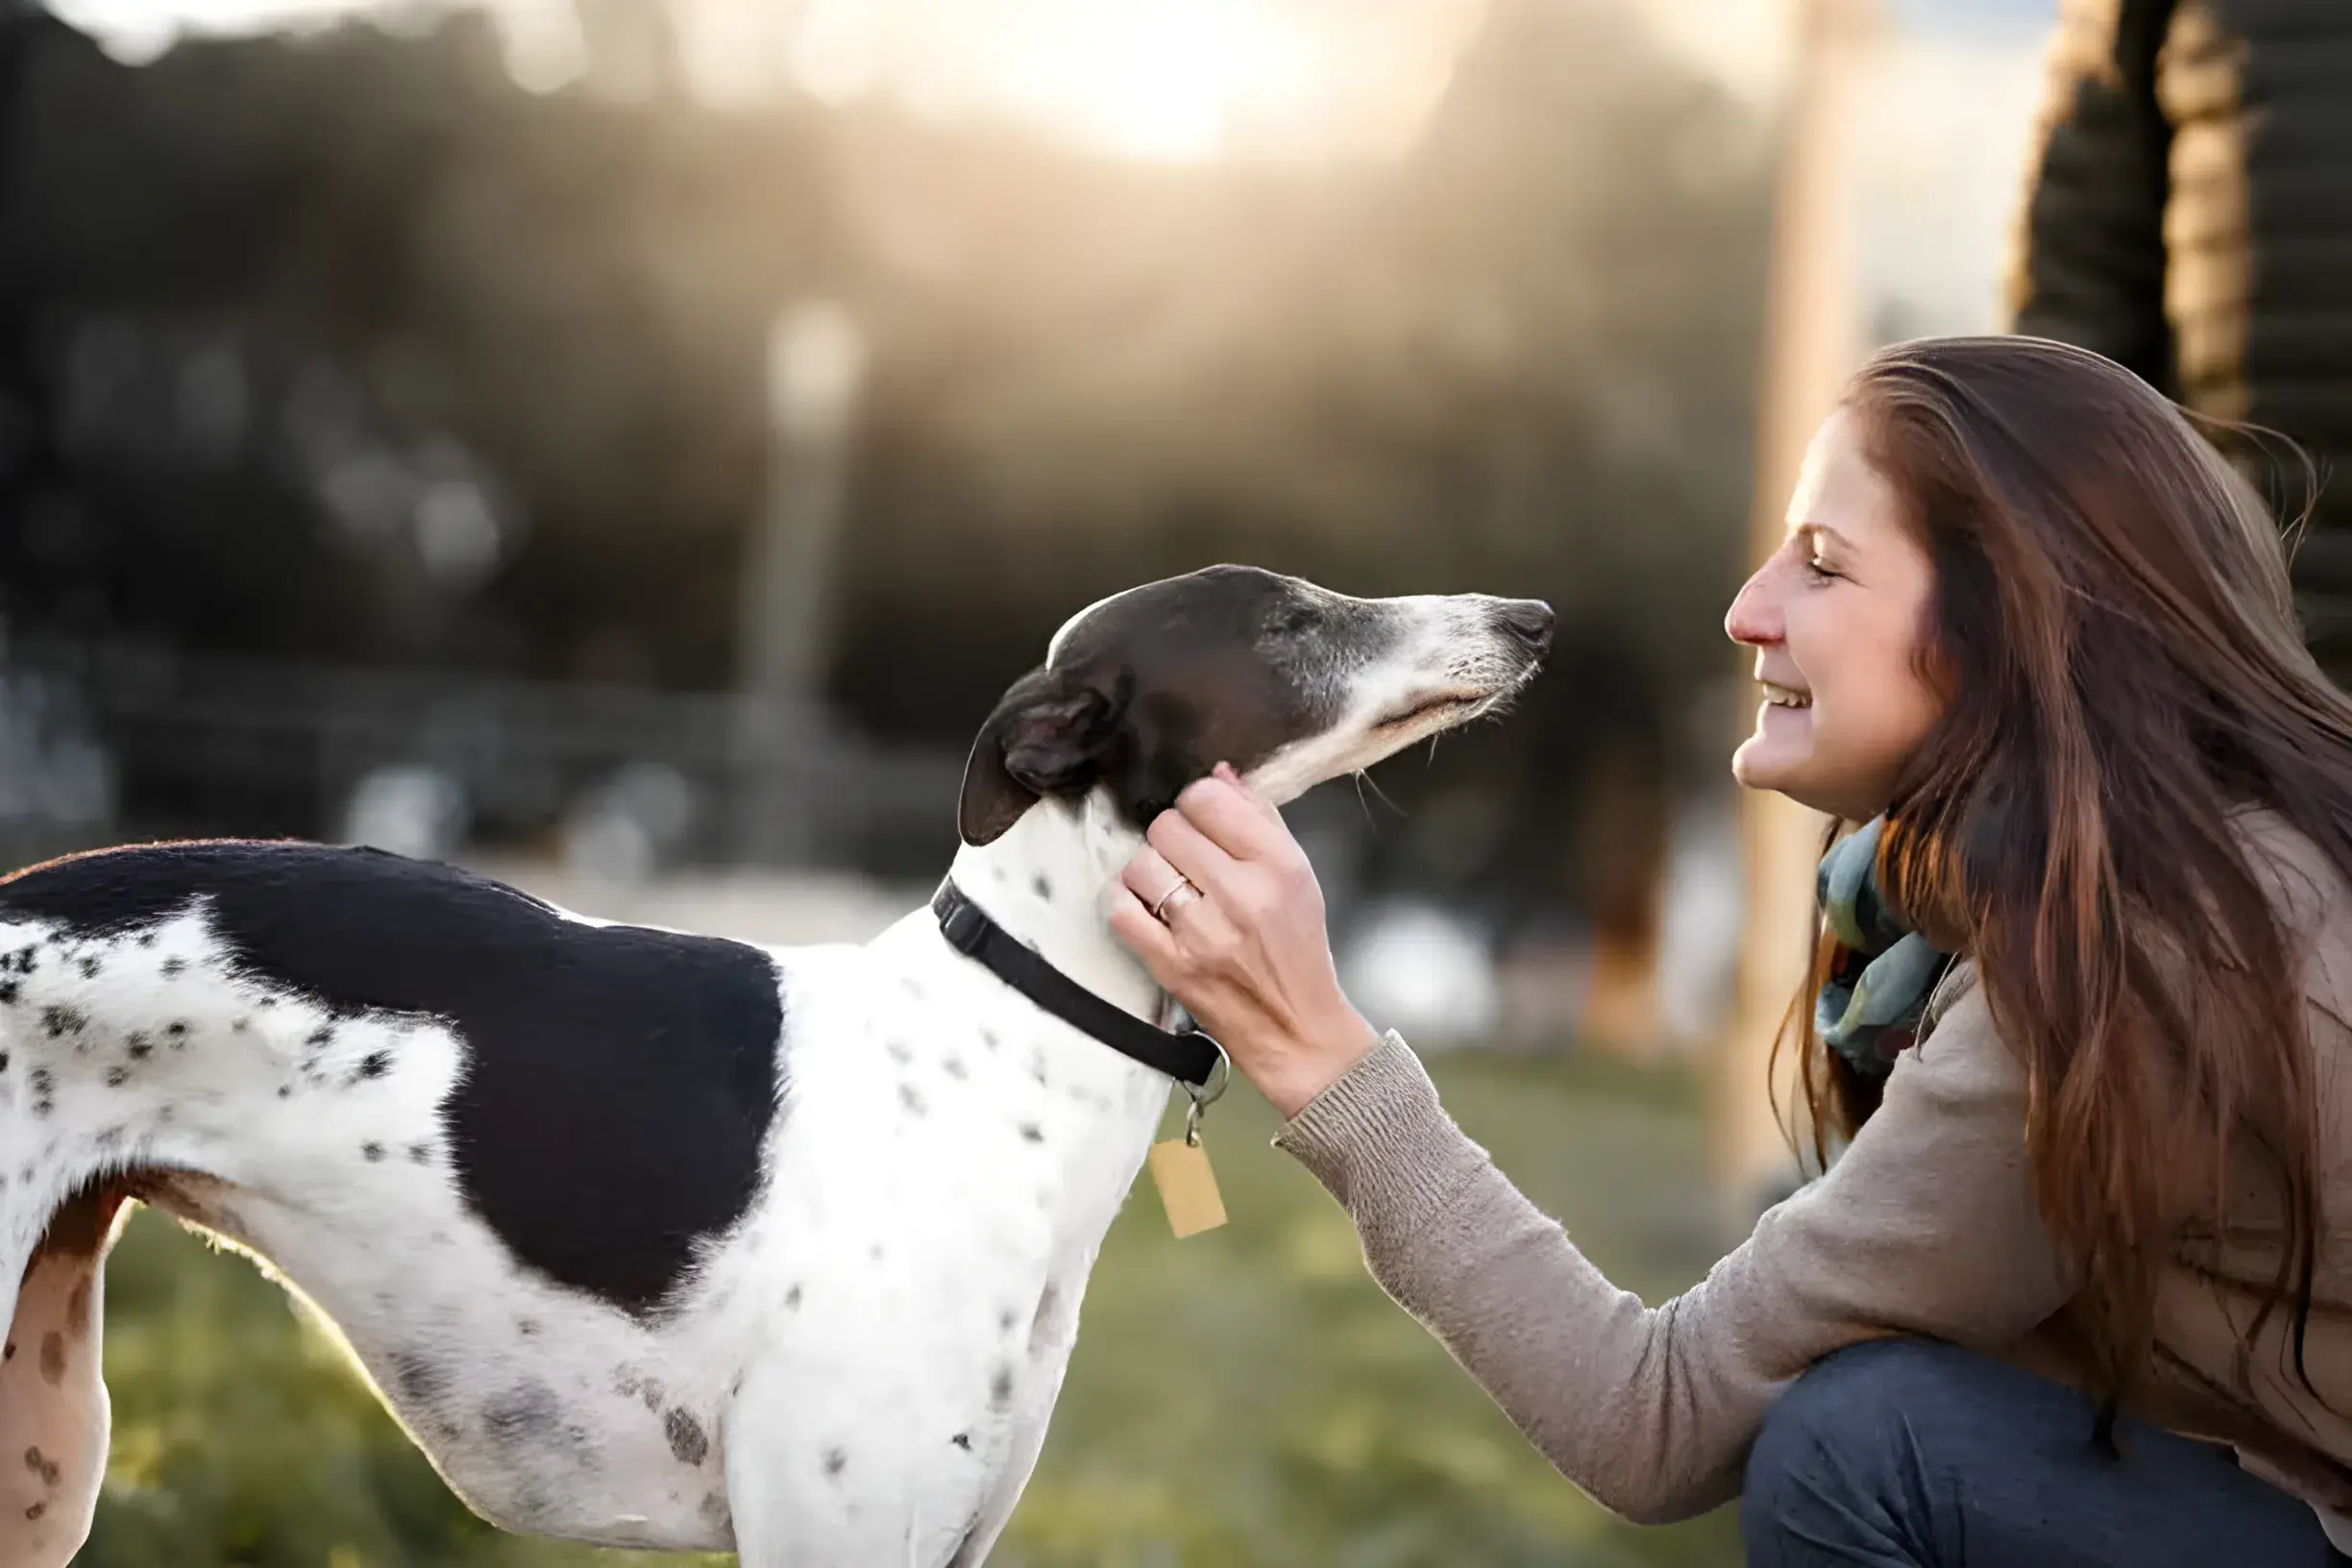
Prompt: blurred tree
<box><xmin>0</xmin><ymin>0</ymin><xmax>1768</xmax><ymax>928</ymax></box>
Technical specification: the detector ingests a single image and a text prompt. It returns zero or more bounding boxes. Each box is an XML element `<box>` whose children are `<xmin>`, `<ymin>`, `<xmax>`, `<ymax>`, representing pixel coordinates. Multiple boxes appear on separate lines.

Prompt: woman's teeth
<box><xmin>1761</xmin><ymin>682</ymin><xmax>1811</xmax><ymax>709</ymax></box>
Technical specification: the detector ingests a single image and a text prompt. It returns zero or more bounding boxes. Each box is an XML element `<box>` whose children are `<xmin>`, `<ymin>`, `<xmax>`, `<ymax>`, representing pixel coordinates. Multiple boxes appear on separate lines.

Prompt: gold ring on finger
<box><xmin>1151</xmin><ymin>879</ymin><xmax>1204</xmax><ymax>922</ymax></box>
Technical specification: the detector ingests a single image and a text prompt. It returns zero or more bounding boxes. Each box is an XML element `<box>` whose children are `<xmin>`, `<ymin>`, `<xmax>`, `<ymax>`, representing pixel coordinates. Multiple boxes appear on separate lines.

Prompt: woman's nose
<box><xmin>1725</xmin><ymin>562</ymin><xmax>1782</xmax><ymax>648</ymax></box>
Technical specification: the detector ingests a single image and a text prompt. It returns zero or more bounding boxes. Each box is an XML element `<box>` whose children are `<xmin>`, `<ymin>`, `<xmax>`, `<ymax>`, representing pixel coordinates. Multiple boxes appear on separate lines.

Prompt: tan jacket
<box><xmin>1277</xmin><ymin>811</ymin><xmax>2352</xmax><ymax>1541</ymax></box>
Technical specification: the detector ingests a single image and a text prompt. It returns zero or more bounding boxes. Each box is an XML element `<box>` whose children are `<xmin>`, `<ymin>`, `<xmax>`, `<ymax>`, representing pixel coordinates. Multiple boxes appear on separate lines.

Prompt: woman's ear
<box><xmin>956</xmin><ymin>666</ymin><xmax>1135</xmax><ymax>845</ymax></box>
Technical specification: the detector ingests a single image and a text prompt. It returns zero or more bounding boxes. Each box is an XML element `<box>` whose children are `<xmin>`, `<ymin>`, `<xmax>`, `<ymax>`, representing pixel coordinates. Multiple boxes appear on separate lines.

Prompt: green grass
<box><xmin>82</xmin><ymin>1049</ymin><xmax>1744</xmax><ymax>1567</ymax></box>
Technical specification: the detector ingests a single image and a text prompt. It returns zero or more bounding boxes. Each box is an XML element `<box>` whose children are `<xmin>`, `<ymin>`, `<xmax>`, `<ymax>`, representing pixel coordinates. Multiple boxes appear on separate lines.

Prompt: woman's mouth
<box><xmin>1760</xmin><ymin>681</ymin><xmax>1811</xmax><ymax>710</ymax></box>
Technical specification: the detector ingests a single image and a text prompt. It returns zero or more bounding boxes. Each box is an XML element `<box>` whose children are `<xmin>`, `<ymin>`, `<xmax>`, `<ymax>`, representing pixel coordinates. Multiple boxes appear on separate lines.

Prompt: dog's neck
<box><xmin>943</xmin><ymin>790</ymin><xmax>1163</xmax><ymax>1026</ymax></box>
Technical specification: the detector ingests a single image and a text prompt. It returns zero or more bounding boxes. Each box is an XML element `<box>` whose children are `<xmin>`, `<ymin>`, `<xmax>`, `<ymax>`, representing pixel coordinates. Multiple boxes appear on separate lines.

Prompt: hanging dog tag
<box><xmin>1148</xmin><ymin>1100</ymin><xmax>1227</xmax><ymax>1237</ymax></box>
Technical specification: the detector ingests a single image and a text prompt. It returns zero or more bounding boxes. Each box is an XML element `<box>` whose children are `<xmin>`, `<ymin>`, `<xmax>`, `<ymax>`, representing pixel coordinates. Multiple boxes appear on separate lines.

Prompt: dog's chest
<box><xmin>666</xmin><ymin>935</ymin><xmax>1166</xmax><ymax>1513</ymax></box>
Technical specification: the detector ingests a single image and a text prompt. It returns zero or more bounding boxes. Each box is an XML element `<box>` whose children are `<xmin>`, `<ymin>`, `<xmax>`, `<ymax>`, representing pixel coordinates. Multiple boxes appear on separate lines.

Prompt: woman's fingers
<box><xmin>1105</xmin><ymin>881</ymin><xmax>1183</xmax><ymax>975</ymax></box>
<box><xmin>1145</xmin><ymin>806</ymin><xmax>1239</xmax><ymax>895</ymax></box>
<box><xmin>1118</xmin><ymin>844</ymin><xmax>1191</xmax><ymax>910</ymax></box>
<box><xmin>1174</xmin><ymin>767</ymin><xmax>1293</xmax><ymax>865</ymax></box>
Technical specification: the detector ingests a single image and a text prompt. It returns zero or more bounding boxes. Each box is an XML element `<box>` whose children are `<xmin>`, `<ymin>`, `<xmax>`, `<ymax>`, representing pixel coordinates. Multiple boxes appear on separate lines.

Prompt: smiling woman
<box><xmin>1727</xmin><ymin>408</ymin><xmax>1947</xmax><ymax>824</ymax></box>
<box><xmin>1115</xmin><ymin>335</ymin><xmax>2352</xmax><ymax>1568</ymax></box>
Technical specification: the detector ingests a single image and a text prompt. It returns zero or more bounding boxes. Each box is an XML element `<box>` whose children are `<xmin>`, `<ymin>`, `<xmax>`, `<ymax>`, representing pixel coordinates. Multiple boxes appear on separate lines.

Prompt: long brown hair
<box><xmin>1776</xmin><ymin>334</ymin><xmax>2352</xmax><ymax>1425</ymax></box>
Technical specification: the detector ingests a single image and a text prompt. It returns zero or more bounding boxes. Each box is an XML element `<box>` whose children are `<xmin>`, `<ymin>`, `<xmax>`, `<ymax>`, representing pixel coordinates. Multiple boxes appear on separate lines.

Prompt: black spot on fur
<box><xmin>482</xmin><ymin>1380</ymin><xmax>563</xmax><ymax>1446</ymax></box>
<box><xmin>0</xmin><ymin>1052</ymin><xmax>9</xmax><ymax>1073</ymax></box>
<box><xmin>105</xmin><ymin>1067</ymin><xmax>129</xmax><ymax>1088</ymax></box>
<box><xmin>822</xmin><ymin>1447</ymin><xmax>846</xmax><ymax>1478</ymax></box>
<box><xmin>125</xmin><ymin>1034</ymin><xmax>151</xmax><ymax>1060</ymax></box>
<box><xmin>39</xmin><ymin>1006</ymin><xmax>84</xmax><ymax>1040</ymax></box>
<box><xmin>392</xmin><ymin>1351</ymin><xmax>448</xmax><ymax>1405</ymax></box>
<box><xmin>951</xmin><ymin>1432</ymin><xmax>972</xmax><ymax>1450</ymax></box>
<box><xmin>991</xmin><ymin>1364</ymin><xmax>1015</xmax><ymax>1409</ymax></box>
<box><xmin>1032</xmin><ymin>873</ymin><xmax>1052</xmax><ymax>901</ymax></box>
<box><xmin>276</xmin><ymin>1085</ymin><xmax>291</xmax><ymax>1099</ymax></box>
<box><xmin>0</xmin><ymin>842</ymin><xmax>787</xmax><ymax>1317</ymax></box>
<box><xmin>306</xmin><ymin>1026</ymin><xmax>334</xmax><ymax>1049</ymax></box>
<box><xmin>0</xmin><ymin>981</ymin><xmax>16</xmax><ymax>1005</ymax></box>
<box><xmin>665</xmin><ymin>1409</ymin><xmax>709</xmax><ymax>1467</ymax></box>
<box><xmin>159</xmin><ymin>956</ymin><xmax>185</xmax><ymax>978</ymax></box>
<box><xmin>29</xmin><ymin>1068</ymin><xmax>53</xmax><ymax>1116</ymax></box>
<box><xmin>943</xmin><ymin>1055</ymin><xmax>968</xmax><ymax>1080</ymax></box>
<box><xmin>408</xmin><ymin>1142</ymin><xmax>433</xmax><ymax>1164</ymax></box>
<box><xmin>785</xmin><ymin>1284</ymin><xmax>802</xmax><ymax>1311</ymax></box>
<box><xmin>999</xmin><ymin>1308</ymin><xmax>1017</xmax><ymax>1334</ymax></box>
<box><xmin>517</xmin><ymin>1317</ymin><xmax>539</xmax><ymax>1336</ymax></box>
<box><xmin>886</xmin><ymin>1041</ymin><xmax>912</xmax><ymax>1066</ymax></box>
<box><xmin>353</xmin><ymin>1050</ymin><xmax>392</xmax><ymax>1083</ymax></box>
<box><xmin>233</xmin><ymin>1016</ymin><xmax>251</xmax><ymax>1031</ymax></box>
<box><xmin>77</xmin><ymin>955</ymin><xmax>99</xmax><ymax>978</ymax></box>
<box><xmin>981</xmin><ymin>1027</ymin><xmax>999</xmax><ymax>1052</ymax></box>
<box><xmin>165</xmin><ymin>1021</ymin><xmax>187</xmax><ymax>1042</ymax></box>
<box><xmin>1017</xmin><ymin>1121</ymin><xmax>1043</xmax><ymax>1143</ymax></box>
<box><xmin>362</xmin><ymin>1142</ymin><xmax>384</xmax><ymax>1162</ymax></box>
<box><xmin>899</xmin><ymin>1082</ymin><xmax>927</xmax><ymax>1115</ymax></box>
<box><xmin>135</xmin><ymin>932</ymin><xmax>154</xmax><ymax>947</ymax></box>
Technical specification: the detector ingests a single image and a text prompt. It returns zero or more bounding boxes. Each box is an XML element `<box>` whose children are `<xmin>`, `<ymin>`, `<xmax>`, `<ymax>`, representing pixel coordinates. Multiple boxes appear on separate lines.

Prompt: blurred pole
<box><xmin>1709</xmin><ymin>0</ymin><xmax>1875</xmax><ymax>1219</ymax></box>
<box><xmin>735</xmin><ymin>298</ymin><xmax>867</xmax><ymax>866</ymax></box>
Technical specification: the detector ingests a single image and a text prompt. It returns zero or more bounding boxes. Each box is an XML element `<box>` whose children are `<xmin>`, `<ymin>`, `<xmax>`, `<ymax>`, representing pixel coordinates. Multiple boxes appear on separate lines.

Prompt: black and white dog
<box><xmin>0</xmin><ymin>565</ymin><xmax>1551</xmax><ymax>1566</ymax></box>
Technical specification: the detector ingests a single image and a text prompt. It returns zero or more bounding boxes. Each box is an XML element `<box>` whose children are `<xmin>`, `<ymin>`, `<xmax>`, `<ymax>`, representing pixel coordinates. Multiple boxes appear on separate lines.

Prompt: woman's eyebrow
<box><xmin>1797</xmin><ymin>522</ymin><xmax>1858</xmax><ymax>554</ymax></box>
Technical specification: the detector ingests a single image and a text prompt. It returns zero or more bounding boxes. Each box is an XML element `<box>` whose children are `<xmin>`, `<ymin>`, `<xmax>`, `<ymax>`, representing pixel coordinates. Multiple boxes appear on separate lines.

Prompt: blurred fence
<box><xmin>0</xmin><ymin>629</ymin><xmax>968</xmax><ymax>881</ymax></box>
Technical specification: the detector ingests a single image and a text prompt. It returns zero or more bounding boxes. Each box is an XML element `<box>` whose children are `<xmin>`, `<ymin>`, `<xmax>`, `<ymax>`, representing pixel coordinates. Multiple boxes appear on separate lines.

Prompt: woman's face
<box><xmin>1726</xmin><ymin>409</ymin><xmax>1946</xmax><ymax>821</ymax></box>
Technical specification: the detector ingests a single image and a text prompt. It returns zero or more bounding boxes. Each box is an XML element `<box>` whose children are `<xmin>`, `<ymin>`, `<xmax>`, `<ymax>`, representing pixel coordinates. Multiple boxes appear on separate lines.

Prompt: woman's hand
<box><xmin>1107</xmin><ymin>762</ymin><xmax>1382</xmax><ymax>1119</ymax></box>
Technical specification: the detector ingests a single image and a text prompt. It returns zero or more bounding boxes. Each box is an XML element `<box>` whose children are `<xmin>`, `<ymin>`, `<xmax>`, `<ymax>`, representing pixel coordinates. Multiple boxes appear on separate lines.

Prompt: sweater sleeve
<box><xmin>1273</xmin><ymin>979</ymin><xmax>2076</xmax><ymax>1523</ymax></box>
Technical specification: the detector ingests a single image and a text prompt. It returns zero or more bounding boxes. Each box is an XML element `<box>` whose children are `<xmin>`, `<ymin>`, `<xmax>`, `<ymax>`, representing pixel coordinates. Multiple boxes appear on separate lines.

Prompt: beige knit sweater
<box><xmin>1274</xmin><ymin>812</ymin><xmax>2352</xmax><ymax>1540</ymax></box>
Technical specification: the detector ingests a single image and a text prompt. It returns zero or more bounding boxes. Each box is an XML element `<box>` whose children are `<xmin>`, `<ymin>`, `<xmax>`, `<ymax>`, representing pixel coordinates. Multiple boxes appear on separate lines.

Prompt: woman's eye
<box><xmin>1802</xmin><ymin>557</ymin><xmax>1838</xmax><ymax>583</ymax></box>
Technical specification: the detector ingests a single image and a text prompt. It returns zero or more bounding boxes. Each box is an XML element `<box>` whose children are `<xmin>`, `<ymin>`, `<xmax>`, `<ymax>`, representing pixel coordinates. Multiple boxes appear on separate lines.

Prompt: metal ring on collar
<box><xmin>1183</xmin><ymin>1035</ymin><xmax>1232</xmax><ymax>1109</ymax></box>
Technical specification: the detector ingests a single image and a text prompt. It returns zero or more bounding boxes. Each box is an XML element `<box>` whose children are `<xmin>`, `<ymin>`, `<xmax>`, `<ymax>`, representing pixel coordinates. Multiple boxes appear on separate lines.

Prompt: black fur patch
<box><xmin>0</xmin><ymin>842</ymin><xmax>786</xmax><ymax>1317</ymax></box>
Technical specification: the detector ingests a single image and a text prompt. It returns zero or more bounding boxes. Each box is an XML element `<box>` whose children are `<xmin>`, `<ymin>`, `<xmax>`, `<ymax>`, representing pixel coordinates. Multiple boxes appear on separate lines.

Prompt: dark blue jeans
<box><xmin>1743</xmin><ymin>1338</ymin><xmax>2347</xmax><ymax>1566</ymax></box>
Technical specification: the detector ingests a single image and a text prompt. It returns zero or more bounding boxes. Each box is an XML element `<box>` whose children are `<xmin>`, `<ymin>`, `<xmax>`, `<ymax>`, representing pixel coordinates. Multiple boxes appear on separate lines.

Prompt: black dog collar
<box><xmin>932</xmin><ymin>879</ymin><xmax>1228</xmax><ymax>1099</ymax></box>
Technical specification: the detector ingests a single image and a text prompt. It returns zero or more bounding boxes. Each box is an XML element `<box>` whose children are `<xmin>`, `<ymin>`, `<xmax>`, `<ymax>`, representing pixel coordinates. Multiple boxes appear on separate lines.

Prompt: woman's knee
<box><xmin>1744</xmin><ymin>1338</ymin><xmax>1985</xmax><ymax>1548</ymax></box>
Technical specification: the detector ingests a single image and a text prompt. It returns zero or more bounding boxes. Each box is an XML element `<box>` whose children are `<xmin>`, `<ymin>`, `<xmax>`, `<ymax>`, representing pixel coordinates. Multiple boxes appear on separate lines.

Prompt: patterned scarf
<box><xmin>1815</xmin><ymin>817</ymin><xmax>1952</xmax><ymax>1081</ymax></box>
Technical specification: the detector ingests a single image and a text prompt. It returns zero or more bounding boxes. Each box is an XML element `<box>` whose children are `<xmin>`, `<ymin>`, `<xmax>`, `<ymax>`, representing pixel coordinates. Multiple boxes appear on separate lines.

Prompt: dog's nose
<box><xmin>1495</xmin><ymin>599</ymin><xmax>1555</xmax><ymax>656</ymax></box>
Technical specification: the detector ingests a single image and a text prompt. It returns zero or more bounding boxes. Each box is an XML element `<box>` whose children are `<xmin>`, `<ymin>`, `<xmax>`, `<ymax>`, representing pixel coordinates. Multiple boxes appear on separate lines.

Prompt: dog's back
<box><xmin>0</xmin><ymin>841</ymin><xmax>796</xmax><ymax>1551</ymax></box>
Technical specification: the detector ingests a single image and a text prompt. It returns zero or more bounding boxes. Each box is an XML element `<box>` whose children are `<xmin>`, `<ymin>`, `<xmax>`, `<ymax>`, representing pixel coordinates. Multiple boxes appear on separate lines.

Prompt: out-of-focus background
<box><xmin>0</xmin><ymin>0</ymin><xmax>2059</xmax><ymax>1561</ymax></box>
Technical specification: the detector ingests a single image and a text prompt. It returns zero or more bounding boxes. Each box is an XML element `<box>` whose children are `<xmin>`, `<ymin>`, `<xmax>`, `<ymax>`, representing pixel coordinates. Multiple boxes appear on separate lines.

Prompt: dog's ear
<box><xmin>957</xmin><ymin>666</ymin><xmax>1135</xmax><ymax>846</ymax></box>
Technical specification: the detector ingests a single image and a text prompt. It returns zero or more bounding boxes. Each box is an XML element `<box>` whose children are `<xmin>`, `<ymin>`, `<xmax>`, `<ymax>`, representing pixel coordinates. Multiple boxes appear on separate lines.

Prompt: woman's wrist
<box><xmin>1256</xmin><ymin>1011</ymin><xmax>1384</xmax><ymax>1120</ymax></box>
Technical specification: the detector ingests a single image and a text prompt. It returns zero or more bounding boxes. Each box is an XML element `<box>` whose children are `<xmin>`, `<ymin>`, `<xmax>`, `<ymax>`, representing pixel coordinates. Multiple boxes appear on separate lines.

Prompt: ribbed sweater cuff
<box><xmin>1272</xmin><ymin>1030</ymin><xmax>1493</xmax><ymax>1253</ymax></box>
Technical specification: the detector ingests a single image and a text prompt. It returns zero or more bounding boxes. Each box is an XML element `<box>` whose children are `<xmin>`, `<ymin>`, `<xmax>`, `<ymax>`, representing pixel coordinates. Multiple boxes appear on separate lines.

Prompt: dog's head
<box><xmin>957</xmin><ymin>564</ymin><xmax>1554</xmax><ymax>845</ymax></box>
